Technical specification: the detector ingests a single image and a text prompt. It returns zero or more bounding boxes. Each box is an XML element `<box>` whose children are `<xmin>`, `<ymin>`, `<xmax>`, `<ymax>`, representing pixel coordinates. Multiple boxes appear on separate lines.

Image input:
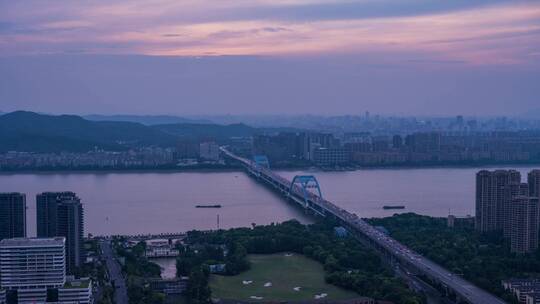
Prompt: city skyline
<box><xmin>1</xmin><ymin>1</ymin><xmax>539</xmax><ymax>116</ymax></box>
<box><xmin>3</xmin><ymin>2</ymin><xmax>540</xmax><ymax>303</ymax></box>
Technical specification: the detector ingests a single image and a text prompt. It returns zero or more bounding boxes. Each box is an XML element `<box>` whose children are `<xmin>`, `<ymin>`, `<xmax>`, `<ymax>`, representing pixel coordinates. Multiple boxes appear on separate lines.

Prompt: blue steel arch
<box><xmin>253</xmin><ymin>155</ymin><xmax>270</xmax><ymax>169</ymax></box>
<box><xmin>289</xmin><ymin>175</ymin><xmax>322</xmax><ymax>208</ymax></box>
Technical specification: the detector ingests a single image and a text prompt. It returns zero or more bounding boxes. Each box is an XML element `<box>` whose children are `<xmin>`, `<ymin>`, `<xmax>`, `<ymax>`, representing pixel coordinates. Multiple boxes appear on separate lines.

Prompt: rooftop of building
<box><xmin>0</xmin><ymin>237</ymin><xmax>65</xmax><ymax>247</ymax></box>
<box><xmin>0</xmin><ymin>192</ymin><xmax>25</xmax><ymax>196</ymax></box>
<box><xmin>62</xmin><ymin>278</ymin><xmax>91</xmax><ymax>289</ymax></box>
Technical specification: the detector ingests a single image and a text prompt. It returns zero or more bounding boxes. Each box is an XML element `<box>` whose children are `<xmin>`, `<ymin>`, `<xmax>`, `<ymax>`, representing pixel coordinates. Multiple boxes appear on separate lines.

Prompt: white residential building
<box><xmin>0</xmin><ymin>237</ymin><xmax>66</xmax><ymax>290</ymax></box>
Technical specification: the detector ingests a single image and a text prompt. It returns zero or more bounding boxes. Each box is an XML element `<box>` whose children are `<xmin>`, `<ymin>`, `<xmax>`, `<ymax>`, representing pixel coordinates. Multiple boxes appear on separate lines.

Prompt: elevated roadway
<box><xmin>221</xmin><ymin>147</ymin><xmax>507</xmax><ymax>304</ymax></box>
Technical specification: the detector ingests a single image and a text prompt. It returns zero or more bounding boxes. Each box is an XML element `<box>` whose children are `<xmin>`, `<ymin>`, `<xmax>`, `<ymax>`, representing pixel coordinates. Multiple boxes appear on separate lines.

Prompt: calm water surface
<box><xmin>0</xmin><ymin>171</ymin><xmax>310</xmax><ymax>236</ymax></box>
<box><xmin>277</xmin><ymin>165</ymin><xmax>540</xmax><ymax>219</ymax></box>
<box><xmin>1</xmin><ymin>166</ymin><xmax>538</xmax><ymax>236</ymax></box>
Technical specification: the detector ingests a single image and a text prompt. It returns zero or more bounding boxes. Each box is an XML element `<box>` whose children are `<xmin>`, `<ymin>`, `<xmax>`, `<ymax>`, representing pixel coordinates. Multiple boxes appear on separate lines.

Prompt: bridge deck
<box><xmin>221</xmin><ymin>148</ymin><xmax>507</xmax><ymax>304</ymax></box>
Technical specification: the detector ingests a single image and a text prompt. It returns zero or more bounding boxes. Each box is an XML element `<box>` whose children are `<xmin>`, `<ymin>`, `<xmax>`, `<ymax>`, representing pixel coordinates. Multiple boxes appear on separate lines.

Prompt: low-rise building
<box><xmin>145</xmin><ymin>239</ymin><xmax>180</xmax><ymax>258</ymax></box>
<box><xmin>17</xmin><ymin>288</ymin><xmax>47</xmax><ymax>304</ymax></box>
<box><xmin>200</xmin><ymin>142</ymin><xmax>220</xmax><ymax>161</ymax></box>
<box><xmin>58</xmin><ymin>277</ymin><xmax>93</xmax><ymax>304</ymax></box>
<box><xmin>503</xmin><ymin>278</ymin><xmax>540</xmax><ymax>304</ymax></box>
<box><xmin>313</xmin><ymin>148</ymin><xmax>349</xmax><ymax>166</ymax></box>
<box><xmin>149</xmin><ymin>277</ymin><xmax>188</xmax><ymax>295</ymax></box>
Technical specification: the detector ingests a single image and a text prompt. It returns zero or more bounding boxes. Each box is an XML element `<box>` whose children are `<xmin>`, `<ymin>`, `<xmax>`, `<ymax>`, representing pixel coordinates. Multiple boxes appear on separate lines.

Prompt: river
<box><xmin>1</xmin><ymin>165</ymin><xmax>538</xmax><ymax>236</ymax></box>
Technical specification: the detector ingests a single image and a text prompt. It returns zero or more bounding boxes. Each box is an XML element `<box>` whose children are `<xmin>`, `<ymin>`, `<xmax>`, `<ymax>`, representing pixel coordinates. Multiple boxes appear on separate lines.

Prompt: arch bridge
<box><xmin>221</xmin><ymin>147</ymin><xmax>507</xmax><ymax>304</ymax></box>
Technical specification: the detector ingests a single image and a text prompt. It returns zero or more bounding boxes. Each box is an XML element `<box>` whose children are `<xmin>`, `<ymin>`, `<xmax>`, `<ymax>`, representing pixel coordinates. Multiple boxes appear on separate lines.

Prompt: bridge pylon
<box><xmin>289</xmin><ymin>175</ymin><xmax>322</xmax><ymax>209</ymax></box>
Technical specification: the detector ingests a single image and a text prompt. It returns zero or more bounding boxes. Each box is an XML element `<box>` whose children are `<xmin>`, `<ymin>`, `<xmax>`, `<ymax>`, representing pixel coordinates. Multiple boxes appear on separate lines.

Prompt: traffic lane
<box><xmin>100</xmin><ymin>240</ymin><xmax>128</xmax><ymax>304</ymax></box>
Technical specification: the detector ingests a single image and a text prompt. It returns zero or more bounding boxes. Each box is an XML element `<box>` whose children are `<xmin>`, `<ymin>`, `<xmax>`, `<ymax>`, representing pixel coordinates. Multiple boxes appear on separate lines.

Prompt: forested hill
<box><xmin>0</xmin><ymin>111</ymin><xmax>289</xmax><ymax>153</ymax></box>
<box><xmin>0</xmin><ymin>111</ymin><xmax>178</xmax><ymax>152</ymax></box>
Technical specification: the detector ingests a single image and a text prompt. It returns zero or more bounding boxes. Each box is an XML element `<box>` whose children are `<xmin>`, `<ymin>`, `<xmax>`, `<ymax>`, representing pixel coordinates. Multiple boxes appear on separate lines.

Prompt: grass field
<box><xmin>209</xmin><ymin>253</ymin><xmax>358</xmax><ymax>302</ymax></box>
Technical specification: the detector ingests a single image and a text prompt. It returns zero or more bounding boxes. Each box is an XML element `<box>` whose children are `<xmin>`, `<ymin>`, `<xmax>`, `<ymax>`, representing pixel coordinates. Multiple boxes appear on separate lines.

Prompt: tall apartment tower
<box><xmin>502</xmin><ymin>183</ymin><xmax>529</xmax><ymax>238</ymax></box>
<box><xmin>529</xmin><ymin>169</ymin><xmax>540</xmax><ymax>199</ymax></box>
<box><xmin>510</xmin><ymin>197</ymin><xmax>539</xmax><ymax>254</ymax></box>
<box><xmin>0</xmin><ymin>237</ymin><xmax>66</xmax><ymax>303</ymax></box>
<box><xmin>0</xmin><ymin>193</ymin><xmax>26</xmax><ymax>240</ymax></box>
<box><xmin>36</xmin><ymin>192</ymin><xmax>60</xmax><ymax>237</ymax></box>
<box><xmin>36</xmin><ymin>192</ymin><xmax>84</xmax><ymax>274</ymax></box>
<box><xmin>475</xmin><ymin>170</ymin><xmax>521</xmax><ymax>232</ymax></box>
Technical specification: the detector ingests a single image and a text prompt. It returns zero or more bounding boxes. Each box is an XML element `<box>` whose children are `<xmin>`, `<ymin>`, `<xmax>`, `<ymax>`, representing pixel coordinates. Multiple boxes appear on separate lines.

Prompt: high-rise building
<box><xmin>0</xmin><ymin>237</ymin><xmax>66</xmax><ymax>303</ymax></box>
<box><xmin>476</xmin><ymin>170</ymin><xmax>495</xmax><ymax>232</ymax></box>
<box><xmin>0</xmin><ymin>193</ymin><xmax>26</xmax><ymax>240</ymax></box>
<box><xmin>529</xmin><ymin>169</ymin><xmax>540</xmax><ymax>199</ymax></box>
<box><xmin>36</xmin><ymin>192</ymin><xmax>84</xmax><ymax>274</ymax></box>
<box><xmin>494</xmin><ymin>170</ymin><xmax>521</xmax><ymax>231</ymax></box>
<box><xmin>36</xmin><ymin>192</ymin><xmax>62</xmax><ymax>237</ymax></box>
<box><xmin>502</xmin><ymin>182</ymin><xmax>529</xmax><ymax>238</ymax></box>
<box><xmin>475</xmin><ymin>170</ymin><xmax>521</xmax><ymax>232</ymax></box>
<box><xmin>392</xmin><ymin>135</ymin><xmax>403</xmax><ymax>149</ymax></box>
<box><xmin>510</xmin><ymin>197</ymin><xmax>539</xmax><ymax>254</ymax></box>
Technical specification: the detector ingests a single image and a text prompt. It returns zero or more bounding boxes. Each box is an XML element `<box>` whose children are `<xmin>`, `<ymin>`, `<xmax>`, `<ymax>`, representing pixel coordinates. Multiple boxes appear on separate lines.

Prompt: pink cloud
<box><xmin>1</xmin><ymin>1</ymin><xmax>539</xmax><ymax>65</ymax></box>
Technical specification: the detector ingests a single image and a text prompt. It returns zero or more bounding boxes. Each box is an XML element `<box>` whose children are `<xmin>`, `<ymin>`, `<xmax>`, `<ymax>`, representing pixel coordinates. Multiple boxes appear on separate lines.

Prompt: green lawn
<box><xmin>210</xmin><ymin>253</ymin><xmax>358</xmax><ymax>302</ymax></box>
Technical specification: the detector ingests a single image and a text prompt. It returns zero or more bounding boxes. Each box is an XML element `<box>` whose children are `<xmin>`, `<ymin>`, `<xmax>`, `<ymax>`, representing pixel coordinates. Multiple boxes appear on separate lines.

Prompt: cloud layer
<box><xmin>2</xmin><ymin>0</ymin><xmax>540</xmax><ymax>65</ymax></box>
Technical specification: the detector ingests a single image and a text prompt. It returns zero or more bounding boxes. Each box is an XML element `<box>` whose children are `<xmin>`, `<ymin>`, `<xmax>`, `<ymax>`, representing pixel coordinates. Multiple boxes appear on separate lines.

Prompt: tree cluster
<box><xmin>179</xmin><ymin>220</ymin><xmax>424</xmax><ymax>304</ymax></box>
<box><xmin>368</xmin><ymin>213</ymin><xmax>540</xmax><ymax>303</ymax></box>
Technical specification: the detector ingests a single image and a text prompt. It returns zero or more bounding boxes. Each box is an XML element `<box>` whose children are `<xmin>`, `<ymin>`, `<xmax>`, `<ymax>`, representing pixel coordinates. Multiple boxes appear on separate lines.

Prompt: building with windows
<box><xmin>529</xmin><ymin>170</ymin><xmax>540</xmax><ymax>199</ymax></box>
<box><xmin>475</xmin><ymin>170</ymin><xmax>521</xmax><ymax>232</ymax></box>
<box><xmin>0</xmin><ymin>193</ymin><xmax>26</xmax><ymax>240</ymax></box>
<box><xmin>58</xmin><ymin>277</ymin><xmax>93</xmax><ymax>304</ymax></box>
<box><xmin>510</xmin><ymin>197</ymin><xmax>539</xmax><ymax>254</ymax></box>
<box><xmin>199</xmin><ymin>141</ymin><xmax>220</xmax><ymax>161</ymax></box>
<box><xmin>312</xmin><ymin>148</ymin><xmax>349</xmax><ymax>166</ymax></box>
<box><xmin>0</xmin><ymin>237</ymin><xmax>66</xmax><ymax>303</ymax></box>
<box><xmin>503</xmin><ymin>278</ymin><xmax>540</xmax><ymax>304</ymax></box>
<box><xmin>502</xmin><ymin>182</ymin><xmax>530</xmax><ymax>238</ymax></box>
<box><xmin>36</xmin><ymin>192</ymin><xmax>84</xmax><ymax>274</ymax></box>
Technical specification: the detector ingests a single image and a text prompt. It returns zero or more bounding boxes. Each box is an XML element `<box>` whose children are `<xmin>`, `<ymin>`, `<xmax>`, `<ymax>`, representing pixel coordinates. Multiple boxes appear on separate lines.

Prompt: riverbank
<box><xmin>2</xmin><ymin>159</ymin><xmax>539</xmax><ymax>173</ymax></box>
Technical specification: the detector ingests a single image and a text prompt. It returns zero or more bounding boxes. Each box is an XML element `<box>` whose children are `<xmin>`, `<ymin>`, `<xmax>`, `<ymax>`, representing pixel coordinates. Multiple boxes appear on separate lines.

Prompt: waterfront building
<box><xmin>475</xmin><ymin>170</ymin><xmax>521</xmax><ymax>232</ymax></box>
<box><xmin>0</xmin><ymin>237</ymin><xmax>66</xmax><ymax>291</ymax></box>
<box><xmin>529</xmin><ymin>170</ymin><xmax>540</xmax><ymax>199</ymax></box>
<box><xmin>312</xmin><ymin>147</ymin><xmax>349</xmax><ymax>166</ymax></box>
<box><xmin>36</xmin><ymin>192</ymin><xmax>84</xmax><ymax>274</ymax></box>
<box><xmin>145</xmin><ymin>239</ymin><xmax>180</xmax><ymax>258</ymax></box>
<box><xmin>199</xmin><ymin>141</ymin><xmax>220</xmax><ymax>161</ymax></box>
<box><xmin>510</xmin><ymin>197</ymin><xmax>539</xmax><ymax>254</ymax></box>
<box><xmin>0</xmin><ymin>193</ymin><xmax>26</xmax><ymax>240</ymax></box>
<box><xmin>176</xmin><ymin>140</ymin><xmax>200</xmax><ymax>159</ymax></box>
<box><xmin>405</xmin><ymin>132</ymin><xmax>441</xmax><ymax>153</ymax></box>
<box><xmin>36</xmin><ymin>192</ymin><xmax>63</xmax><ymax>237</ymax></box>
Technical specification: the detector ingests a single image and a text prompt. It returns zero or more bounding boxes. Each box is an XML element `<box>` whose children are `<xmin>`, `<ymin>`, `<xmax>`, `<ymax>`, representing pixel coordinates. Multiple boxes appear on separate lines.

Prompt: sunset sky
<box><xmin>1</xmin><ymin>0</ymin><xmax>539</xmax><ymax>116</ymax></box>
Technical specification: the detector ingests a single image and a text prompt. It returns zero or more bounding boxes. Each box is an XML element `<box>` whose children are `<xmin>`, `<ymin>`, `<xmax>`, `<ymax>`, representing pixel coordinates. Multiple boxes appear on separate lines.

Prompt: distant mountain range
<box><xmin>0</xmin><ymin>111</ymin><xmax>179</xmax><ymax>152</ymax></box>
<box><xmin>83</xmin><ymin>114</ymin><xmax>211</xmax><ymax>125</ymax></box>
<box><xmin>0</xmin><ymin>111</ymin><xmax>295</xmax><ymax>153</ymax></box>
